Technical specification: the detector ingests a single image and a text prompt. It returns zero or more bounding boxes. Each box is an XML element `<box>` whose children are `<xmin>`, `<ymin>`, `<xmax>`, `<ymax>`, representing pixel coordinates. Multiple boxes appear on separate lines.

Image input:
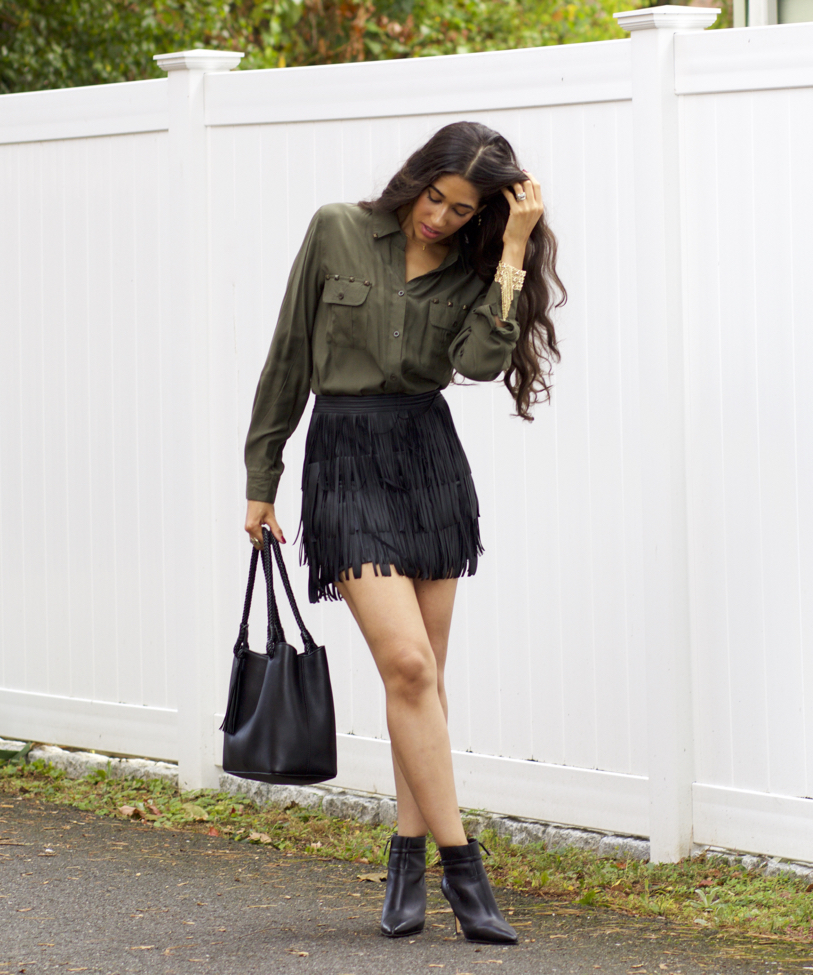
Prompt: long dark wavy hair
<box><xmin>360</xmin><ymin>121</ymin><xmax>565</xmax><ymax>419</ymax></box>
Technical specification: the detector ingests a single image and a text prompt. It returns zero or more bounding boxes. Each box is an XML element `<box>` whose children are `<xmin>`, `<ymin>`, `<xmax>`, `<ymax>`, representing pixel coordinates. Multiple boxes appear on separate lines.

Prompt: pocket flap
<box><xmin>323</xmin><ymin>278</ymin><xmax>369</xmax><ymax>307</ymax></box>
<box><xmin>429</xmin><ymin>299</ymin><xmax>460</xmax><ymax>330</ymax></box>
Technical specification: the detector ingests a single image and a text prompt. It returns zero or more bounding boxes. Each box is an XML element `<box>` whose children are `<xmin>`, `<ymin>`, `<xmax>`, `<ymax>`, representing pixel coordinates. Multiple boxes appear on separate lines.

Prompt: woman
<box><xmin>243</xmin><ymin>121</ymin><xmax>564</xmax><ymax>945</ymax></box>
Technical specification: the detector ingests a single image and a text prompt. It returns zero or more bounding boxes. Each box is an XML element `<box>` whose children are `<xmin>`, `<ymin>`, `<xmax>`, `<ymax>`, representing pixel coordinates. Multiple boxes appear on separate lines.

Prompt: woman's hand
<box><xmin>500</xmin><ymin>170</ymin><xmax>545</xmax><ymax>267</ymax></box>
<box><xmin>245</xmin><ymin>500</ymin><xmax>286</xmax><ymax>549</ymax></box>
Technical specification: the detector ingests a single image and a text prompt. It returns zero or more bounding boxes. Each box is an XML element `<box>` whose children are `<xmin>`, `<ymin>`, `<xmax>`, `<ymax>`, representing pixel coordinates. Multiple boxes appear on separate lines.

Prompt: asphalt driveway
<box><xmin>2</xmin><ymin>797</ymin><xmax>810</xmax><ymax>975</ymax></box>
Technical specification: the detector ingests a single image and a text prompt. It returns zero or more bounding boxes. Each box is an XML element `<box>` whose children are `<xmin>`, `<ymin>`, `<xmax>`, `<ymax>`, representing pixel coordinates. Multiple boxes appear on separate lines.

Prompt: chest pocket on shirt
<box><xmin>427</xmin><ymin>298</ymin><xmax>462</xmax><ymax>361</ymax></box>
<box><xmin>322</xmin><ymin>276</ymin><xmax>370</xmax><ymax>350</ymax></box>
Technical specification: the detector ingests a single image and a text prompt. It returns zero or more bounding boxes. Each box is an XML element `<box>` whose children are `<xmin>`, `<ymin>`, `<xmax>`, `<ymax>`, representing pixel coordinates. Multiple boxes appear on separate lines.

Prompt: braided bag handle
<box><xmin>230</xmin><ymin>531</ymin><xmax>286</xmax><ymax>654</ymax></box>
<box><xmin>232</xmin><ymin>543</ymin><xmax>259</xmax><ymax>656</ymax></box>
<box><xmin>260</xmin><ymin>528</ymin><xmax>285</xmax><ymax>648</ymax></box>
<box><xmin>265</xmin><ymin>527</ymin><xmax>319</xmax><ymax>654</ymax></box>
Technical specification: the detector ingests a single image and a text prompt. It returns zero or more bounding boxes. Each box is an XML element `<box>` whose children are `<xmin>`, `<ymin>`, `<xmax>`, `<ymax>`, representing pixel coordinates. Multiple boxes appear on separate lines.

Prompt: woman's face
<box><xmin>407</xmin><ymin>174</ymin><xmax>481</xmax><ymax>246</ymax></box>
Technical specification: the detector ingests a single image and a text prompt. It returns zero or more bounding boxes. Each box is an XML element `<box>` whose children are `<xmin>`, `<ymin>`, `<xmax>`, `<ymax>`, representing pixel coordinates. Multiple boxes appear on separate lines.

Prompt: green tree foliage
<box><xmin>0</xmin><ymin>0</ymin><xmax>729</xmax><ymax>95</ymax></box>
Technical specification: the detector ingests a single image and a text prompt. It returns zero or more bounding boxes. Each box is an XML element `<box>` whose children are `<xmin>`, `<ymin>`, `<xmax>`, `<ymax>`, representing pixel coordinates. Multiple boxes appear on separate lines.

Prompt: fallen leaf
<box><xmin>128</xmin><ymin>945</ymin><xmax>155</xmax><ymax>950</ymax></box>
<box><xmin>118</xmin><ymin>805</ymin><xmax>145</xmax><ymax>820</ymax></box>
<box><xmin>357</xmin><ymin>872</ymin><xmax>387</xmax><ymax>883</ymax></box>
<box><xmin>181</xmin><ymin>803</ymin><xmax>209</xmax><ymax>822</ymax></box>
<box><xmin>17</xmin><ymin>907</ymin><xmax>33</xmax><ymax>912</ymax></box>
<box><xmin>806</xmin><ymin>883</ymin><xmax>813</xmax><ymax>893</ymax></box>
<box><xmin>248</xmin><ymin>831</ymin><xmax>273</xmax><ymax>844</ymax></box>
<box><xmin>207</xmin><ymin>827</ymin><xmax>220</xmax><ymax>837</ymax></box>
<box><xmin>146</xmin><ymin>803</ymin><xmax>161</xmax><ymax>816</ymax></box>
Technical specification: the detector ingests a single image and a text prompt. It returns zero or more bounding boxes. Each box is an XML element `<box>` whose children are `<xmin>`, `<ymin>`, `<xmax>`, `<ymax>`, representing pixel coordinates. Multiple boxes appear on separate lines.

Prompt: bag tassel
<box><xmin>220</xmin><ymin>623</ymin><xmax>249</xmax><ymax>735</ymax></box>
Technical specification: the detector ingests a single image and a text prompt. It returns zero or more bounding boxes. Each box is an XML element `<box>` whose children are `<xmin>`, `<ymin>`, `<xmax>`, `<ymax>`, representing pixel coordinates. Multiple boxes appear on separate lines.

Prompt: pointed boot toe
<box><xmin>380</xmin><ymin>834</ymin><xmax>427</xmax><ymax>938</ymax></box>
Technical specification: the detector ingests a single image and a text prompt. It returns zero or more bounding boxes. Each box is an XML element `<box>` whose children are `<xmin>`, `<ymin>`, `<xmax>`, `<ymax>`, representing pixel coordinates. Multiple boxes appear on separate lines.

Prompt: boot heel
<box><xmin>455</xmin><ymin>915</ymin><xmax>462</xmax><ymax>936</ymax></box>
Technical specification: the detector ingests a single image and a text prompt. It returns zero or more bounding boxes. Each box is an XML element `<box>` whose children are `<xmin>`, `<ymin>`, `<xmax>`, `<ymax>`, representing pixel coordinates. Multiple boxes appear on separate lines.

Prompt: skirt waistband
<box><xmin>313</xmin><ymin>389</ymin><xmax>441</xmax><ymax>414</ymax></box>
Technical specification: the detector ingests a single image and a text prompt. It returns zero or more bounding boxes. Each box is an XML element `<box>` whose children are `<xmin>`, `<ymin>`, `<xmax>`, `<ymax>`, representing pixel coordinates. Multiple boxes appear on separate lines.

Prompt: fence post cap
<box><xmin>614</xmin><ymin>5</ymin><xmax>720</xmax><ymax>31</ymax></box>
<box><xmin>153</xmin><ymin>50</ymin><xmax>244</xmax><ymax>73</ymax></box>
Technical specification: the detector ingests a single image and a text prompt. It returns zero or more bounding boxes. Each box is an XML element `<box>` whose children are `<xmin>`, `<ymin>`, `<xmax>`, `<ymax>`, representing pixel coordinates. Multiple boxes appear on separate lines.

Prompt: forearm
<box><xmin>500</xmin><ymin>240</ymin><xmax>526</xmax><ymax>270</ymax></box>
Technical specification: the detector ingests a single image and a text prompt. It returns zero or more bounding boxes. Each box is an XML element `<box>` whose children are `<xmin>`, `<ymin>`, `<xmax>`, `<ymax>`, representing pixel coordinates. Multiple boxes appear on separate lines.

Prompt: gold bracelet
<box><xmin>495</xmin><ymin>261</ymin><xmax>526</xmax><ymax>320</ymax></box>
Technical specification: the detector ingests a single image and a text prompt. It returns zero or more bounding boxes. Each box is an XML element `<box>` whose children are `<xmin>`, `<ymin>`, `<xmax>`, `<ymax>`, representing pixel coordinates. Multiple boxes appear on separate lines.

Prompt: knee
<box><xmin>383</xmin><ymin>643</ymin><xmax>437</xmax><ymax>702</ymax></box>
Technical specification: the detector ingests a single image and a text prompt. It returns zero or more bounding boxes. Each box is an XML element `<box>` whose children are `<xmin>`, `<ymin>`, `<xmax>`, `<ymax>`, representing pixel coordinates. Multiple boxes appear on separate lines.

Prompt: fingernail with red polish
<box><xmin>281</xmin><ymin>536</ymin><xmax>287</xmax><ymax>544</ymax></box>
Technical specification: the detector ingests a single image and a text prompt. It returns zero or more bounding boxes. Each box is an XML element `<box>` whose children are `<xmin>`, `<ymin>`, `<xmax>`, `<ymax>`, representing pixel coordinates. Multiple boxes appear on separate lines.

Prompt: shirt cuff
<box><xmin>483</xmin><ymin>279</ymin><xmax>521</xmax><ymax>336</ymax></box>
<box><xmin>246</xmin><ymin>472</ymin><xmax>280</xmax><ymax>505</ymax></box>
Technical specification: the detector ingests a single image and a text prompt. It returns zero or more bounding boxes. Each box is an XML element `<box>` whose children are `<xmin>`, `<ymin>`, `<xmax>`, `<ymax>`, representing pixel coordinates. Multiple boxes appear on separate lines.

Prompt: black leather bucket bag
<box><xmin>220</xmin><ymin>527</ymin><xmax>337</xmax><ymax>785</ymax></box>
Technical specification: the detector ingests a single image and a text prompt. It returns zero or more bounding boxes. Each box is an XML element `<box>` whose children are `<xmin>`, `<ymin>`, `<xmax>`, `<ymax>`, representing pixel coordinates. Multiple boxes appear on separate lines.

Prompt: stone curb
<box><xmin>5</xmin><ymin>738</ymin><xmax>812</xmax><ymax>879</ymax></box>
<box><xmin>21</xmin><ymin>742</ymin><xmax>180</xmax><ymax>787</ymax></box>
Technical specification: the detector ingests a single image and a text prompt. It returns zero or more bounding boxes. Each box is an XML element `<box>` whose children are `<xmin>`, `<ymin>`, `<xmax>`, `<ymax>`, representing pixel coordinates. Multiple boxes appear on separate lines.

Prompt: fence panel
<box><xmin>204</xmin><ymin>92</ymin><xmax>646</xmax><ymax>792</ymax></box>
<box><xmin>682</xmin><ymin>79</ymin><xmax>813</xmax><ymax>857</ymax></box>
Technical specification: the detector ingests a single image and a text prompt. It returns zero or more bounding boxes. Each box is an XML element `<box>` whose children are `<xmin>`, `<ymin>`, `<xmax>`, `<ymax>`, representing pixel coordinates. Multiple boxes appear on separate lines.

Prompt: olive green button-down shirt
<box><xmin>245</xmin><ymin>203</ymin><xmax>521</xmax><ymax>503</ymax></box>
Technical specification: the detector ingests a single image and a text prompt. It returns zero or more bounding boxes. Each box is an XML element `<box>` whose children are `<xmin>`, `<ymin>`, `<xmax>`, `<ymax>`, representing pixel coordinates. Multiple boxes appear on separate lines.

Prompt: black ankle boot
<box><xmin>439</xmin><ymin>838</ymin><xmax>518</xmax><ymax>944</ymax></box>
<box><xmin>380</xmin><ymin>834</ymin><xmax>427</xmax><ymax>938</ymax></box>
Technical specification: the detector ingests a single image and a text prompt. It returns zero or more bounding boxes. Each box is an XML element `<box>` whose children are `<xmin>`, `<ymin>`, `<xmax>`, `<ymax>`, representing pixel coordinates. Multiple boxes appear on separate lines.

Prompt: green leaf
<box><xmin>0</xmin><ymin>742</ymin><xmax>33</xmax><ymax>767</ymax></box>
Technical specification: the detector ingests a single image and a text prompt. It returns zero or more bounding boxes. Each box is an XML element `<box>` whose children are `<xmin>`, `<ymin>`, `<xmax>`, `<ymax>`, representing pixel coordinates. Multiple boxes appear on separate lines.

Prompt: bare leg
<box><xmin>390</xmin><ymin>576</ymin><xmax>457</xmax><ymax>836</ymax></box>
<box><xmin>337</xmin><ymin>565</ymin><xmax>467</xmax><ymax>848</ymax></box>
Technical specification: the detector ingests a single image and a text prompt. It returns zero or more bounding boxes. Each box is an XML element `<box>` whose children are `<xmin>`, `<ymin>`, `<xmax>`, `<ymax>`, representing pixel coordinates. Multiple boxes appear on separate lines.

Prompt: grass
<box><xmin>3</xmin><ymin>757</ymin><xmax>813</xmax><ymax>945</ymax></box>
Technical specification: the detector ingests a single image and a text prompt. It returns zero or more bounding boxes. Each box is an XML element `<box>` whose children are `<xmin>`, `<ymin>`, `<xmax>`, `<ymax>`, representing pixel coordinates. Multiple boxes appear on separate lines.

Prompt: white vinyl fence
<box><xmin>2</xmin><ymin>7</ymin><xmax>812</xmax><ymax>864</ymax></box>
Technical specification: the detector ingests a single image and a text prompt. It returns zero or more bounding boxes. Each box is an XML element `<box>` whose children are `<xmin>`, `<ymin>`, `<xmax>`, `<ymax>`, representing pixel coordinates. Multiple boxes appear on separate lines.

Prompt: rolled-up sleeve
<box><xmin>447</xmin><ymin>280</ymin><xmax>520</xmax><ymax>382</ymax></box>
<box><xmin>244</xmin><ymin>210</ymin><xmax>324</xmax><ymax>503</ymax></box>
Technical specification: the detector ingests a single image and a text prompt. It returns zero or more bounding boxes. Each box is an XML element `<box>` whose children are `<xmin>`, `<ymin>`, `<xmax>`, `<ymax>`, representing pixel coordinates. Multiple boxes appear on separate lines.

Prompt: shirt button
<box><xmin>334</xmin><ymin>274</ymin><xmax>340</xmax><ymax>280</ymax></box>
<box><xmin>393</xmin><ymin>330</ymin><xmax>400</xmax><ymax>337</ymax></box>
<box><xmin>447</xmin><ymin>301</ymin><xmax>453</xmax><ymax>307</ymax></box>
<box><xmin>337</xmin><ymin>292</ymin><xmax>344</xmax><ymax>299</ymax></box>
<box><xmin>325</xmin><ymin>274</ymin><xmax>330</xmax><ymax>280</ymax></box>
<box><xmin>432</xmin><ymin>298</ymin><xmax>439</xmax><ymax>304</ymax></box>
<box><xmin>364</xmin><ymin>280</ymin><xmax>371</xmax><ymax>286</ymax></box>
<box><xmin>373</xmin><ymin>232</ymin><xmax>379</xmax><ymax>238</ymax></box>
<box><xmin>463</xmin><ymin>305</ymin><xmax>468</xmax><ymax>310</ymax></box>
<box><xmin>398</xmin><ymin>290</ymin><xmax>405</xmax><ymax>297</ymax></box>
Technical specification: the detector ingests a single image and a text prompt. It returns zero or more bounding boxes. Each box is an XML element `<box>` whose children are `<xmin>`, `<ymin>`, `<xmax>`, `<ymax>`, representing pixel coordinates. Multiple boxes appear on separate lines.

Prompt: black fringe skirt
<box><xmin>299</xmin><ymin>388</ymin><xmax>483</xmax><ymax>603</ymax></box>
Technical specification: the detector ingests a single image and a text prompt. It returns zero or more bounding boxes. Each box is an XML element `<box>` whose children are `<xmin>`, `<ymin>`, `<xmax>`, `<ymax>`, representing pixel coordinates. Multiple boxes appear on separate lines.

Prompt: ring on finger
<box><xmin>516</xmin><ymin>191</ymin><xmax>527</xmax><ymax>201</ymax></box>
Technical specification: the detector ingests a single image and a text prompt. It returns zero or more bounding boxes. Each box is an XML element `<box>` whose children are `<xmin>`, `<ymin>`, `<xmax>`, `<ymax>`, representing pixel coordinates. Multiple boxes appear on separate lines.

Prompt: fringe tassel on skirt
<box><xmin>299</xmin><ymin>389</ymin><xmax>483</xmax><ymax>603</ymax></box>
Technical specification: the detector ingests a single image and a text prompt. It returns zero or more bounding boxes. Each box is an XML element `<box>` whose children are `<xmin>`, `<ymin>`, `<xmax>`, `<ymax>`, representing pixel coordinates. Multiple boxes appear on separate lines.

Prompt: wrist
<box><xmin>500</xmin><ymin>240</ymin><xmax>526</xmax><ymax>269</ymax></box>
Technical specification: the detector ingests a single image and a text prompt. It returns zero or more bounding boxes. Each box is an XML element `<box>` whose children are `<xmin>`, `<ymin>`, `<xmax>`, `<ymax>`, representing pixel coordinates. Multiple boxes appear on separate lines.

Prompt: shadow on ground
<box><xmin>2</xmin><ymin>796</ymin><xmax>811</xmax><ymax>975</ymax></box>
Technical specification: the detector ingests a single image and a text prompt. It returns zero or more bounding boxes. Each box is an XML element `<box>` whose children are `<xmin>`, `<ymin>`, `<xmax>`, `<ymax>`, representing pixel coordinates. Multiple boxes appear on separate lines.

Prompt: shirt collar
<box><xmin>370</xmin><ymin>208</ymin><xmax>467</xmax><ymax>272</ymax></box>
<box><xmin>369</xmin><ymin>209</ymin><xmax>402</xmax><ymax>239</ymax></box>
